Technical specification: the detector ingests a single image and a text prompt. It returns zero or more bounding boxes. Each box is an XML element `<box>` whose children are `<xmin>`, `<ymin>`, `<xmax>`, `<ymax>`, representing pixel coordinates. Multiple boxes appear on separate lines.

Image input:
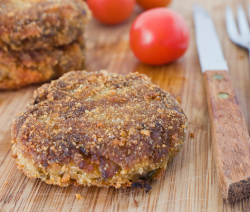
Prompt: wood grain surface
<box><xmin>204</xmin><ymin>70</ymin><xmax>250</xmax><ymax>203</ymax></box>
<box><xmin>0</xmin><ymin>0</ymin><xmax>250</xmax><ymax>211</ymax></box>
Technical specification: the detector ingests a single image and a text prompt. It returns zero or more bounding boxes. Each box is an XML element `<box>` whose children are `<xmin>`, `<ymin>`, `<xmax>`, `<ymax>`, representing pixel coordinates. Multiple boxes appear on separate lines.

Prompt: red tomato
<box><xmin>130</xmin><ymin>8</ymin><xmax>190</xmax><ymax>65</ymax></box>
<box><xmin>87</xmin><ymin>0</ymin><xmax>135</xmax><ymax>25</ymax></box>
<box><xmin>137</xmin><ymin>0</ymin><xmax>172</xmax><ymax>10</ymax></box>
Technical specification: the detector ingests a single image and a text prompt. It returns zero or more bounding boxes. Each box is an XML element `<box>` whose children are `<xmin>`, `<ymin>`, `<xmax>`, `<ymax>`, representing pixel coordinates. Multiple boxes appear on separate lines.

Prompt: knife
<box><xmin>193</xmin><ymin>5</ymin><xmax>250</xmax><ymax>203</ymax></box>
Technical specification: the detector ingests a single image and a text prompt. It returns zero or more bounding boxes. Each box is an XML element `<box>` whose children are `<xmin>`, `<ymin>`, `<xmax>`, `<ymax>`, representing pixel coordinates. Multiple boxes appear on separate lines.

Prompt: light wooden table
<box><xmin>0</xmin><ymin>0</ymin><xmax>250</xmax><ymax>211</ymax></box>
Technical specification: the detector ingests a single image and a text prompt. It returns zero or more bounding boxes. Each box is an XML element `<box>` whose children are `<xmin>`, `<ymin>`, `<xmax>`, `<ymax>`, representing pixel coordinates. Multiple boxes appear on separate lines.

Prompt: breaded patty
<box><xmin>11</xmin><ymin>71</ymin><xmax>187</xmax><ymax>190</ymax></box>
<box><xmin>0</xmin><ymin>0</ymin><xmax>90</xmax><ymax>51</ymax></box>
<box><xmin>0</xmin><ymin>38</ymin><xmax>85</xmax><ymax>90</ymax></box>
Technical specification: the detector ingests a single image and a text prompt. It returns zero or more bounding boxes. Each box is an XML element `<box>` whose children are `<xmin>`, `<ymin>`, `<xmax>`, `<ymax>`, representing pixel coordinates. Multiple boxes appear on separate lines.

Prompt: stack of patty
<box><xmin>0</xmin><ymin>0</ymin><xmax>91</xmax><ymax>90</ymax></box>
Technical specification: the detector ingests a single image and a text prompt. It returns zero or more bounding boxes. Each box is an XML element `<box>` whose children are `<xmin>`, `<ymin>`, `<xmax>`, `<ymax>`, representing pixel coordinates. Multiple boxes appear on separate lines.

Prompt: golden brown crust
<box><xmin>0</xmin><ymin>0</ymin><xmax>91</xmax><ymax>51</ymax></box>
<box><xmin>11</xmin><ymin>71</ymin><xmax>187</xmax><ymax>188</ymax></box>
<box><xmin>0</xmin><ymin>38</ymin><xmax>85</xmax><ymax>90</ymax></box>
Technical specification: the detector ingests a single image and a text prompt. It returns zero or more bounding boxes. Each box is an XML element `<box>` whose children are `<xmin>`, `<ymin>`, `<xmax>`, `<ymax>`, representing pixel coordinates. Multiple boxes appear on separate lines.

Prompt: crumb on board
<box><xmin>134</xmin><ymin>198</ymin><xmax>138</xmax><ymax>207</ymax></box>
<box><xmin>238</xmin><ymin>55</ymin><xmax>244</xmax><ymax>59</ymax></box>
<box><xmin>176</xmin><ymin>96</ymin><xmax>181</xmax><ymax>103</ymax></box>
<box><xmin>190</xmin><ymin>133</ymin><xmax>194</xmax><ymax>138</ymax></box>
<box><xmin>4</xmin><ymin>182</ymin><xmax>8</xmax><ymax>185</ymax></box>
<box><xmin>75</xmin><ymin>194</ymin><xmax>83</xmax><ymax>200</ymax></box>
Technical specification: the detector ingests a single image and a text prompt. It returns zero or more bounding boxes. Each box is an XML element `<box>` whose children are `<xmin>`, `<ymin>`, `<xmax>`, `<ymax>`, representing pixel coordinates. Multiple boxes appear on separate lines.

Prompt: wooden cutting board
<box><xmin>0</xmin><ymin>0</ymin><xmax>249</xmax><ymax>211</ymax></box>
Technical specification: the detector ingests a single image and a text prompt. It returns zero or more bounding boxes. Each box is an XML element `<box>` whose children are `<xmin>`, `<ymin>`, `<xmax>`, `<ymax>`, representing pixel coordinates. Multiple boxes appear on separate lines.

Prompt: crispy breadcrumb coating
<box><xmin>0</xmin><ymin>37</ymin><xmax>85</xmax><ymax>90</ymax></box>
<box><xmin>0</xmin><ymin>0</ymin><xmax>91</xmax><ymax>51</ymax></box>
<box><xmin>12</xmin><ymin>71</ymin><xmax>187</xmax><ymax>190</ymax></box>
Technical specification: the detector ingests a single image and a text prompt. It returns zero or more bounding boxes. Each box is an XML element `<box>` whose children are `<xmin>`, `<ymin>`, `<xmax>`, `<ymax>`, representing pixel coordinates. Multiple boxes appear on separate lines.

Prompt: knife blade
<box><xmin>193</xmin><ymin>5</ymin><xmax>250</xmax><ymax>203</ymax></box>
<box><xmin>193</xmin><ymin>5</ymin><xmax>228</xmax><ymax>72</ymax></box>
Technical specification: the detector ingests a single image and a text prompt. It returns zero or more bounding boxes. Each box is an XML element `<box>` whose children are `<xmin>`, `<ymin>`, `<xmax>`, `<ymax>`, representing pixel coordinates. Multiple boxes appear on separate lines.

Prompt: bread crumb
<box><xmin>116</xmin><ymin>183</ymin><xmax>121</xmax><ymax>188</ymax></box>
<box><xmin>157</xmin><ymin>108</ymin><xmax>164</xmax><ymax>113</ymax></box>
<box><xmin>190</xmin><ymin>133</ymin><xmax>194</xmax><ymax>138</ymax></box>
<box><xmin>113</xmin><ymin>138</ymin><xmax>126</xmax><ymax>146</ymax></box>
<box><xmin>238</xmin><ymin>55</ymin><xmax>244</xmax><ymax>59</ymax></box>
<box><xmin>75</xmin><ymin>193</ymin><xmax>83</xmax><ymax>200</ymax></box>
<box><xmin>141</xmin><ymin>130</ymin><xmax>150</xmax><ymax>136</ymax></box>
<box><xmin>134</xmin><ymin>198</ymin><xmax>138</xmax><ymax>207</ymax></box>
<box><xmin>61</xmin><ymin>173</ymin><xmax>70</xmax><ymax>183</ymax></box>
<box><xmin>4</xmin><ymin>182</ymin><xmax>8</xmax><ymax>185</ymax></box>
<box><xmin>176</xmin><ymin>96</ymin><xmax>181</xmax><ymax>103</ymax></box>
<box><xmin>132</xmin><ymin>140</ymin><xmax>138</xmax><ymax>145</ymax></box>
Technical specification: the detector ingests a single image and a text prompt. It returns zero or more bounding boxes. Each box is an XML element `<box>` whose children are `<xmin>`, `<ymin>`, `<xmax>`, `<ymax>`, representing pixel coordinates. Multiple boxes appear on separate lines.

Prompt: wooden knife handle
<box><xmin>204</xmin><ymin>70</ymin><xmax>250</xmax><ymax>203</ymax></box>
